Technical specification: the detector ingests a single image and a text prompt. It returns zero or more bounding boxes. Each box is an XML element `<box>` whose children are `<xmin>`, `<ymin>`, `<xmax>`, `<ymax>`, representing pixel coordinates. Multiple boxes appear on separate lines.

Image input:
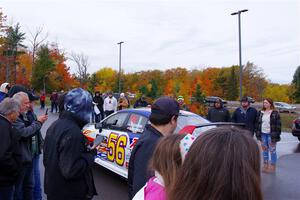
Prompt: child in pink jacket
<box><xmin>133</xmin><ymin>134</ymin><xmax>195</xmax><ymax>200</ymax></box>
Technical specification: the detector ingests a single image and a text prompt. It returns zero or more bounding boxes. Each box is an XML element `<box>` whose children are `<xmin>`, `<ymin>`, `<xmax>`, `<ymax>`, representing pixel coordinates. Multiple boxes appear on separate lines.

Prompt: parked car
<box><xmin>205</xmin><ymin>96</ymin><xmax>227</xmax><ymax>107</ymax></box>
<box><xmin>82</xmin><ymin>108</ymin><xmax>213</xmax><ymax>178</ymax></box>
<box><xmin>274</xmin><ymin>102</ymin><xmax>296</xmax><ymax>113</ymax></box>
<box><xmin>292</xmin><ymin>118</ymin><xmax>300</xmax><ymax>141</ymax></box>
<box><xmin>247</xmin><ymin>97</ymin><xmax>255</xmax><ymax>103</ymax></box>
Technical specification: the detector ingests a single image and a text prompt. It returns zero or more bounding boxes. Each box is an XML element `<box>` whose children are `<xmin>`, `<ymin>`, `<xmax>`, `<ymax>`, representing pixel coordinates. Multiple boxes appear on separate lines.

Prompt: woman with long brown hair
<box><xmin>133</xmin><ymin>133</ymin><xmax>195</xmax><ymax>200</ymax></box>
<box><xmin>255</xmin><ymin>98</ymin><xmax>281</xmax><ymax>173</ymax></box>
<box><xmin>168</xmin><ymin>126</ymin><xmax>263</xmax><ymax>200</ymax></box>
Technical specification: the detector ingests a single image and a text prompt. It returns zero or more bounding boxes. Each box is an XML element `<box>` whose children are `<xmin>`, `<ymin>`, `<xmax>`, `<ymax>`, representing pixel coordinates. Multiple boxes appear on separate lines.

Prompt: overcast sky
<box><xmin>2</xmin><ymin>0</ymin><xmax>300</xmax><ymax>84</ymax></box>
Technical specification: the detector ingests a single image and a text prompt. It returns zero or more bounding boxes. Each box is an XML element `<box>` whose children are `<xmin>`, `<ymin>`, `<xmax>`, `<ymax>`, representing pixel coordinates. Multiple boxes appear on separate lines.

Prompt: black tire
<box><xmin>298</xmin><ymin>137</ymin><xmax>300</xmax><ymax>142</ymax></box>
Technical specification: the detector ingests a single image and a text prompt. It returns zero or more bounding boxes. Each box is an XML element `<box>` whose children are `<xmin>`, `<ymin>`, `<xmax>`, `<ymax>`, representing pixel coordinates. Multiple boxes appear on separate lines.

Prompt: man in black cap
<box><xmin>128</xmin><ymin>96</ymin><xmax>180</xmax><ymax>199</ymax></box>
<box><xmin>207</xmin><ymin>98</ymin><xmax>230</xmax><ymax>122</ymax></box>
<box><xmin>232</xmin><ymin>96</ymin><xmax>258</xmax><ymax>135</ymax></box>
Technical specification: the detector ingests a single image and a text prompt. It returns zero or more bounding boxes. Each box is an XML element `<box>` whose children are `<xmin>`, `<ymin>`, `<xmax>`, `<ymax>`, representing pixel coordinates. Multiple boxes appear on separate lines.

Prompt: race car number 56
<box><xmin>107</xmin><ymin>133</ymin><xmax>128</xmax><ymax>166</ymax></box>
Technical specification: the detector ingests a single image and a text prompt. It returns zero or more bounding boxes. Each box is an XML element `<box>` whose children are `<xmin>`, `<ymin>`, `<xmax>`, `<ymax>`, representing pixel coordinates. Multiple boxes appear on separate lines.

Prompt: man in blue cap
<box><xmin>128</xmin><ymin>96</ymin><xmax>180</xmax><ymax>199</ymax></box>
<box><xmin>43</xmin><ymin>88</ymin><xmax>97</xmax><ymax>200</ymax></box>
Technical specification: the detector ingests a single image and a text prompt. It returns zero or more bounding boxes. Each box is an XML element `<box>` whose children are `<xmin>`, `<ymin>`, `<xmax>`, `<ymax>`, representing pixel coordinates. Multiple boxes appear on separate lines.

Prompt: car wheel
<box><xmin>298</xmin><ymin>137</ymin><xmax>300</xmax><ymax>142</ymax></box>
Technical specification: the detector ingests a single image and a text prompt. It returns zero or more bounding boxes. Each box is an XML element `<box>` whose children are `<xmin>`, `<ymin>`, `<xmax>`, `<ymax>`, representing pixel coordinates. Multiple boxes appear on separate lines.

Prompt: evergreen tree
<box><xmin>213</xmin><ymin>70</ymin><xmax>227</xmax><ymax>97</ymax></box>
<box><xmin>193</xmin><ymin>84</ymin><xmax>206</xmax><ymax>103</ymax></box>
<box><xmin>227</xmin><ymin>66</ymin><xmax>239</xmax><ymax>100</ymax></box>
<box><xmin>31</xmin><ymin>45</ymin><xmax>55</xmax><ymax>92</ymax></box>
<box><xmin>292</xmin><ymin>66</ymin><xmax>300</xmax><ymax>103</ymax></box>
<box><xmin>148</xmin><ymin>79</ymin><xmax>158</xmax><ymax>99</ymax></box>
<box><xmin>88</xmin><ymin>73</ymin><xmax>98</xmax><ymax>93</ymax></box>
<box><xmin>139</xmin><ymin>85</ymin><xmax>148</xmax><ymax>96</ymax></box>
<box><xmin>5</xmin><ymin>23</ymin><xmax>26</xmax><ymax>83</ymax></box>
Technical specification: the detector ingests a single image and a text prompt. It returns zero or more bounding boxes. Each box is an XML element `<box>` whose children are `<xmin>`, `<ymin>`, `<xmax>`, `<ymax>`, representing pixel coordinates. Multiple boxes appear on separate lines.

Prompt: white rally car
<box><xmin>82</xmin><ymin>108</ymin><xmax>213</xmax><ymax>179</ymax></box>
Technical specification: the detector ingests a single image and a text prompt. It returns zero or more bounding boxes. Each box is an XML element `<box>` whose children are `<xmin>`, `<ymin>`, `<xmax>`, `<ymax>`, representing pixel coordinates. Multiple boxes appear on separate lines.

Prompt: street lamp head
<box><xmin>117</xmin><ymin>41</ymin><xmax>124</xmax><ymax>45</ymax></box>
<box><xmin>231</xmin><ymin>9</ymin><xmax>248</xmax><ymax>15</ymax></box>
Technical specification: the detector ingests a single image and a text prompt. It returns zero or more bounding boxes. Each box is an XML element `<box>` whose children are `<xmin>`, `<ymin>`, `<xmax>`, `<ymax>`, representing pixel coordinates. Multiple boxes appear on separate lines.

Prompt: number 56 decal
<box><xmin>107</xmin><ymin>133</ymin><xmax>128</xmax><ymax>166</ymax></box>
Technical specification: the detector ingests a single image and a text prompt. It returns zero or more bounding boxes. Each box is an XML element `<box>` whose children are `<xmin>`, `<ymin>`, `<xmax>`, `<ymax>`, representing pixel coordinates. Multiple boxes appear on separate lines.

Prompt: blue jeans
<box><xmin>261</xmin><ymin>133</ymin><xmax>277</xmax><ymax>165</ymax></box>
<box><xmin>14</xmin><ymin>164</ymin><xmax>34</xmax><ymax>200</ymax></box>
<box><xmin>33</xmin><ymin>155</ymin><xmax>42</xmax><ymax>200</ymax></box>
<box><xmin>0</xmin><ymin>185</ymin><xmax>14</xmax><ymax>200</ymax></box>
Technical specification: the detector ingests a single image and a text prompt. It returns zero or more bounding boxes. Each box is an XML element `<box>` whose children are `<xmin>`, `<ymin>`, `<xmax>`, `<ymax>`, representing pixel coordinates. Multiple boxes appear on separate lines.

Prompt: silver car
<box><xmin>274</xmin><ymin>102</ymin><xmax>296</xmax><ymax>113</ymax></box>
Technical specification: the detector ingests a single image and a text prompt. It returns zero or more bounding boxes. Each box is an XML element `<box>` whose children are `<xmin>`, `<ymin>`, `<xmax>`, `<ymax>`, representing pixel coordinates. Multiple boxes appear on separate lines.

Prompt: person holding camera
<box><xmin>43</xmin><ymin>88</ymin><xmax>97</xmax><ymax>200</ymax></box>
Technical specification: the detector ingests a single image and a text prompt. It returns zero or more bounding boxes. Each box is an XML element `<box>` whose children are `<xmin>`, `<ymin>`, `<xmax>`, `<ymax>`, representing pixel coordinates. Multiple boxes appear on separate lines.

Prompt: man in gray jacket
<box><xmin>11</xmin><ymin>90</ymin><xmax>47</xmax><ymax>200</ymax></box>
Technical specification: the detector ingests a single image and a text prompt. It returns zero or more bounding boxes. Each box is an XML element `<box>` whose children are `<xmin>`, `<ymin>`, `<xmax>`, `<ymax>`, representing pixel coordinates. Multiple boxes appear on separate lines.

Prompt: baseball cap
<box><xmin>177</xmin><ymin>95</ymin><xmax>184</xmax><ymax>101</ymax></box>
<box><xmin>8</xmin><ymin>85</ymin><xmax>39</xmax><ymax>101</ymax></box>
<box><xmin>151</xmin><ymin>96</ymin><xmax>180</xmax><ymax>116</ymax></box>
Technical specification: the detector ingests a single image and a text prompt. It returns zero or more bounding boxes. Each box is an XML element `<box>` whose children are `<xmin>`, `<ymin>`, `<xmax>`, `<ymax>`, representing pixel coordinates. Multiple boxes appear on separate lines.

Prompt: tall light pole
<box><xmin>117</xmin><ymin>41</ymin><xmax>124</xmax><ymax>94</ymax></box>
<box><xmin>231</xmin><ymin>9</ymin><xmax>248</xmax><ymax>101</ymax></box>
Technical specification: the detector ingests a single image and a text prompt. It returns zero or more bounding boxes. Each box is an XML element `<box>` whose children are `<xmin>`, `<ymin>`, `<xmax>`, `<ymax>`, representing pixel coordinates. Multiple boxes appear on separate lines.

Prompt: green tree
<box><xmin>88</xmin><ymin>73</ymin><xmax>99</xmax><ymax>93</ymax></box>
<box><xmin>148</xmin><ymin>79</ymin><xmax>159</xmax><ymax>99</ymax></box>
<box><xmin>292</xmin><ymin>66</ymin><xmax>300</xmax><ymax>103</ymax></box>
<box><xmin>227</xmin><ymin>66</ymin><xmax>239</xmax><ymax>100</ymax></box>
<box><xmin>5</xmin><ymin>23</ymin><xmax>26</xmax><ymax>83</ymax></box>
<box><xmin>139</xmin><ymin>85</ymin><xmax>148</xmax><ymax>96</ymax></box>
<box><xmin>31</xmin><ymin>45</ymin><xmax>55</xmax><ymax>92</ymax></box>
<box><xmin>193</xmin><ymin>83</ymin><xmax>206</xmax><ymax>103</ymax></box>
<box><xmin>213</xmin><ymin>70</ymin><xmax>227</xmax><ymax>97</ymax></box>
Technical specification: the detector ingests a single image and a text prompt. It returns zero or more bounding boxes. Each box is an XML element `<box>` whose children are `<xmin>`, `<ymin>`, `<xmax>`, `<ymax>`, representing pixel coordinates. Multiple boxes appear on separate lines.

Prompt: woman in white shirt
<box><xmin>255</xmin><ymin>98</ymin><xmax>281</xmax><ymax>173</ymax></box>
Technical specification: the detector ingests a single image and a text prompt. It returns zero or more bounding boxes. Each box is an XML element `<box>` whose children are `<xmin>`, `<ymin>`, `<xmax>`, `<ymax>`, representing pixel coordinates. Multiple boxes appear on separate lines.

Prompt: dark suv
<box><xmin>292</xmin><ymin>118</ymin><xmax>300</xmax><ymax>141</ymax></box>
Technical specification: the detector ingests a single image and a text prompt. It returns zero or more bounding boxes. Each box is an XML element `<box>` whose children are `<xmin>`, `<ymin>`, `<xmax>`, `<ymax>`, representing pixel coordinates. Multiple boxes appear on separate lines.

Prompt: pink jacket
<box><xmin>133</xmin><ymin>173</ymin><xmax>166</xmax><ymax>200</ymax></box>
<box><xmin>144</xmin><ymin>176</ymin><xmax>166</xmax><ymax>200</ymax></box>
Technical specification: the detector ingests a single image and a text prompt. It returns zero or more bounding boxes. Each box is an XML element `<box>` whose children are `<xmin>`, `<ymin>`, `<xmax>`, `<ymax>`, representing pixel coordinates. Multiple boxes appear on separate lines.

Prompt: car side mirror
<box><xmin>95</xmin><ymin>123</ymin><xmax>103</xmax><ymax>132</ymax></box>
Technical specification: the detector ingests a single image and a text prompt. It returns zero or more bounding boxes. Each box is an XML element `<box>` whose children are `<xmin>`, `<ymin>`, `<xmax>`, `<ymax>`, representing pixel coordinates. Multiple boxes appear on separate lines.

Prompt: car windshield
<box><xmin>280</xmin><ymin>102</ymin><xmax>290</xmax><ymax>107</ymax></box>
<box><xmin>175</xmin><ymin>114</ymin><xmax>210</xmax><ymax>133</ymax></box>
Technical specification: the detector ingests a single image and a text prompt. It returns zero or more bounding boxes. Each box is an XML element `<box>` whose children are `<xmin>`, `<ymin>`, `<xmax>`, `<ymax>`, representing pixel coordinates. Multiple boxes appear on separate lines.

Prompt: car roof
<box><xmin>275</xmin><ymin>102</ymin><xmax>289</xmax><ymax>105</ymax></box>
<box><xmin>117</xmin><ymin>107</ymin><xmax>200</xmax><ymax>118</ymax></box>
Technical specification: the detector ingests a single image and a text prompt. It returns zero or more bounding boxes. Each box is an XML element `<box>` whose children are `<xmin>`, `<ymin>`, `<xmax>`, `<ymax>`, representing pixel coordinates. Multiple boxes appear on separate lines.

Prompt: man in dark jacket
<box><xmin>232</xmin><ymin>96</ymin><xmax>258</xmax><ymax>135</ymax></box>
<box><xmin>207</xmin><ymin>98</ymin><xmax>230</xmax><ymax>122</ymax></box>
<box><xmin>50</xmin><ymin>91</ymin><xmax>58</xmax><ymax>113</ymax></box>
<box><xmin>93</xmin><ymin>91</ymin><xmax>104</xmax><ymax>122</ymax></box>
<box><xmin>128</xmin><ymin>96</ymin><xmax>180</xmax><ymax>199</ymax></box>
<box><xmin>43</xmin><ymin>88</ymin><xmax>97</xmax><ymax>200</ymax></box>
<box><xmin>133</xmin><ymin>95</ymin><xmax>149</xmax><ymax>108</ymax></box>
<box><xmin>0</xmin><ymin>98</ymin><xmax>22</xmax><ymax>200</ymax></box>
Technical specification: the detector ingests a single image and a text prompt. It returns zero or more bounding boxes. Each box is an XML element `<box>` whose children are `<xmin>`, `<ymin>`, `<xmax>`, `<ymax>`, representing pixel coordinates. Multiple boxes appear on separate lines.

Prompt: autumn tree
<box><xmin>94</xmin><ymin>67</ymin><xmax>117</xmax><ymax>92</ymax></box>
<box><xmin>292</xmin><ymin>66</ymin><xmax>300</xmax><ymax>103</ymax></box>
<box><xmin>50</xmin><ymin>47</ymin><xmax>76</xmax><ymax>91</ymax></box>
<box><xmin>0</xmin><ymin>9</ymin><xmax>7</xmax><ymax>82</ymax></box>
<box><xmin>242</xmin><ymin>62</ymin><xmax>267</xmax><ymax>101</ymax></box>
<box><xmin>16</xmin><ymin>52</ymin><xmax>32</xmax><ymax>86</ymax></box>
<box><xmin>263</xmin><ymin>83</ymin><xmax>291</xmax><ymax>103</ymax></box>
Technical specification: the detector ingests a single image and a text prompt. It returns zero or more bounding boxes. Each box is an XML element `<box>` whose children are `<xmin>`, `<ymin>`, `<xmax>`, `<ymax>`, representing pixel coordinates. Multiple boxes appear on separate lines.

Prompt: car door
<box><xmin>95</xmin><ymin>111</ymin><xmax>149</xmax><ymax>178</ymax></box>
<box><xmin>124</xmin><ymin>113</ymin><xmax>149</xmax><ymax>170</ymax></box>
<box><xmin>94</xmin><ymin>112</ymin><xmax>130</xmax><ymax>178</ymax></box>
